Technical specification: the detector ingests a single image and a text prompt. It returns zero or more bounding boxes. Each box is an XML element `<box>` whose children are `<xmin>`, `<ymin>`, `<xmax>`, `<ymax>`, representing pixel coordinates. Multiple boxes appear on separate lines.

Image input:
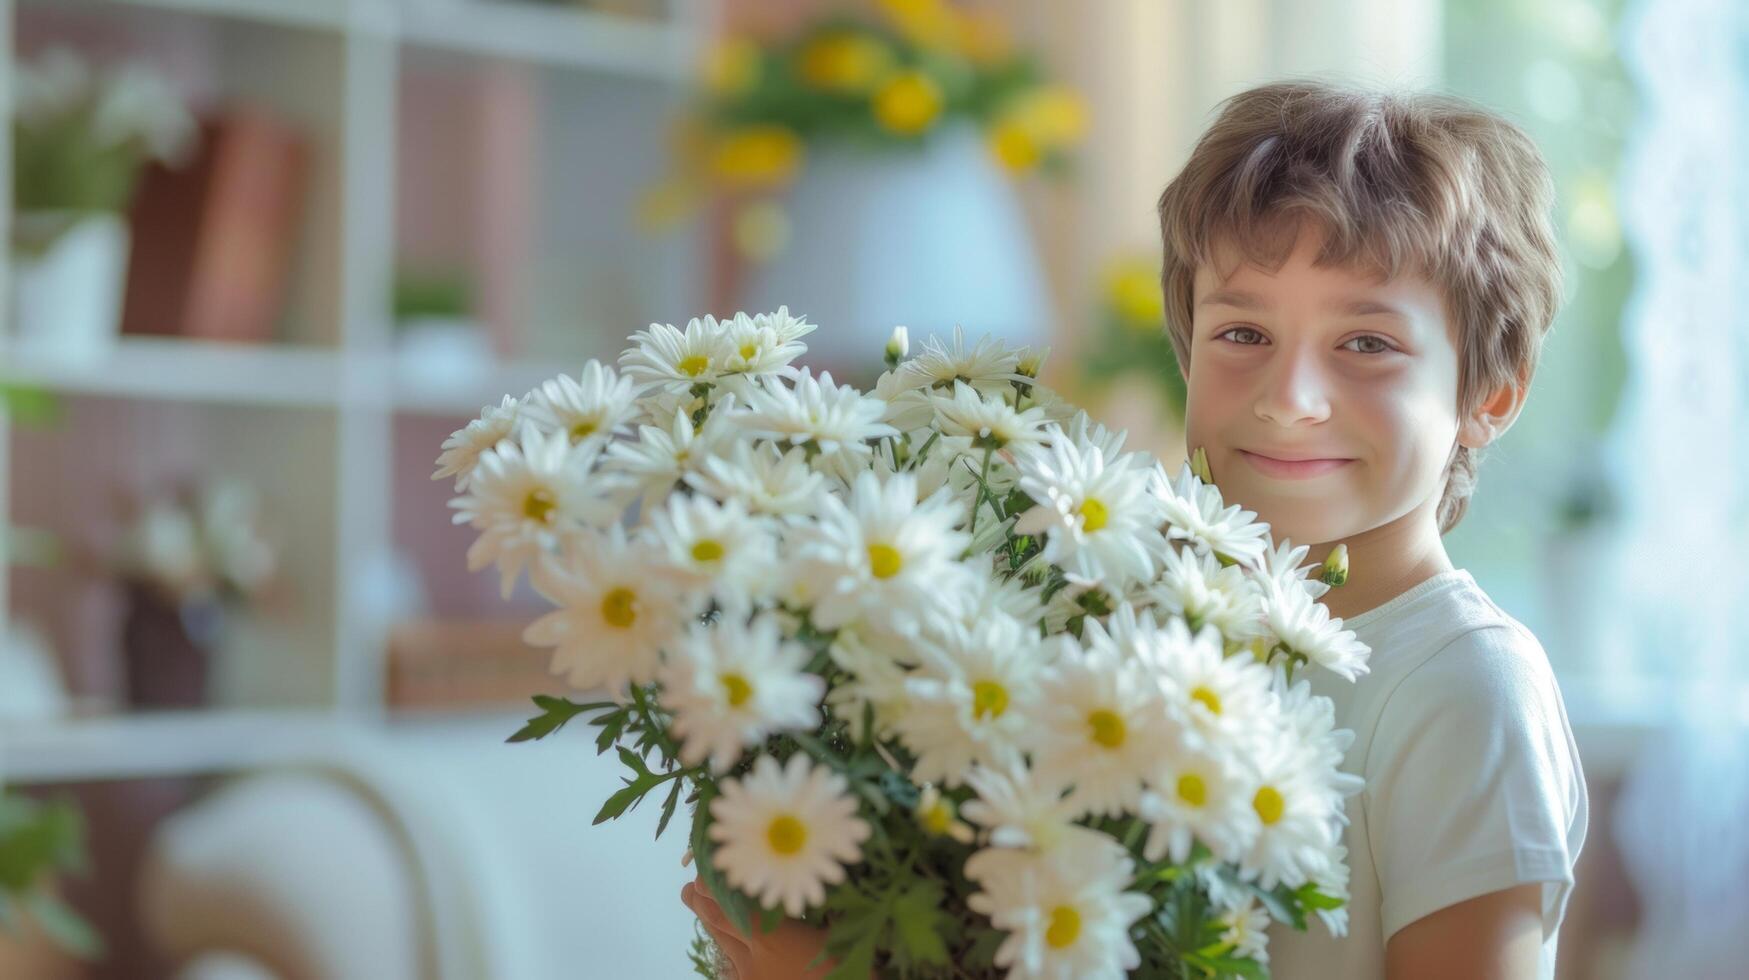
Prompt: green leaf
<box><xmin>592</xmin><ymin>748</ymin><xmax>663</xmax><ymax>825</ymax></box>
<box><xmin>595</xmin><ymin>709</ymin><xmax>630</xmax><ymax>755</ymax></box>
<box><xmin>822</xmin><ymin>930</ymin><xmax>879</xmax><ymax>980</ymax></box>
<box><xmin>890</xmin><ymin>880</ymin><xmax>950</xmax><ymax>967</ymax></box>
<box><xmin>1252</xmin><ymin>882</ymin><xmax>1307</xmax><ymax>932</ymax></box>
<box><xmin>23</xmin><ymin>891</ymin><xmax>102</xmax><ymax>959</ymax></box>
<box><xmin>1293</xmin><ymin>882</ymin><xmax>1345</xmax><ymax>911</ymax></box>
<box><xmin>655</xmin><ymin>778</ymin><xmax>685</xmax><ymax>841</ymax></box>
<box><xmin>690</xmin><ymin>786</ymin><xmax>756</xmax><ymax>937</ymax></box>
<box><xmin>506</xmin><ymin>696</ymin><xmax>612</xmax><ymax>743</ymax></box>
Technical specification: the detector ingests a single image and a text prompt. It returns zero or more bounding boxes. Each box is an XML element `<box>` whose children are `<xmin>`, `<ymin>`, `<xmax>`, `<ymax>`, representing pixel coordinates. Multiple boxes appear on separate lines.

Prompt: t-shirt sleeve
<box><xmin>1364</xmin><ymin>624</ymin><xmax>1588</xmax><ymax>944</ymax></box>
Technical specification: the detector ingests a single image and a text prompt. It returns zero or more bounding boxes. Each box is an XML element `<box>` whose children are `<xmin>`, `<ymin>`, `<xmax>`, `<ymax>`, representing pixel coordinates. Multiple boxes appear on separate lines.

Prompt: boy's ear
<box><xmin>1457</xmin><ymin>367</ymin><xmax>1530</xmax><ymax>451</ymax></box>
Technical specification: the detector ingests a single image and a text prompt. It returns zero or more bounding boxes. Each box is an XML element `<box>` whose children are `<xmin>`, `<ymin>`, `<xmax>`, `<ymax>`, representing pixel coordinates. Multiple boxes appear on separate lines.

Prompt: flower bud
<box><xmin>1319</xmin><ymin>543</ymin><xmax>1349</xmax><ymax>587</ymax></box>
<box><xmin>1190</xmin><ymin>445</ymin><xmax>1213</xmax><ymax>485</ymax></box>
<box><xmin>885</xmin><ymin>325</ymin><xmax>910</xmax><ymax>367</ymax></box>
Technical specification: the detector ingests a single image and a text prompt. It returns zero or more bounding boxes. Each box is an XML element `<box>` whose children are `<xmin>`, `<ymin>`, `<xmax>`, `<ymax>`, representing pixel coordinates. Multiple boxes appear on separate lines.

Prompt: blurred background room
<box><xmin>1</xmin><ymin>0</ymin><xmax>1744</xmax><ymax>977</ymax></box>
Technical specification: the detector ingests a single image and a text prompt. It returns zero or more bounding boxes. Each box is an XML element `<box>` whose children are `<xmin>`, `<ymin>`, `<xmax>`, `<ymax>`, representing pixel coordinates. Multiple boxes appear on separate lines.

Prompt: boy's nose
<box><xmin>1253</xmin><ymin>349</ymin><xmax>1333</xmax><ymax>427</ymax></box>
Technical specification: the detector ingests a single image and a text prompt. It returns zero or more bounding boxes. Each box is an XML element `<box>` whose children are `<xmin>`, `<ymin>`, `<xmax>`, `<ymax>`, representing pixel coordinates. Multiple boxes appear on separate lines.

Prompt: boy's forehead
<box><xmin>1195</xmin><ymin>228</ymin><xmax>1415</xmax><ymax>299</ymax></box>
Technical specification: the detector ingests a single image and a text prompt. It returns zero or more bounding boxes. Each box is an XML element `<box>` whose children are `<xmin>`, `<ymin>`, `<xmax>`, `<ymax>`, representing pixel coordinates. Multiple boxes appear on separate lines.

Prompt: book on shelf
<box><xmin>121</xmin><ymin>108</ymin><xmax>309</xmax><ymax>345</ymax></box>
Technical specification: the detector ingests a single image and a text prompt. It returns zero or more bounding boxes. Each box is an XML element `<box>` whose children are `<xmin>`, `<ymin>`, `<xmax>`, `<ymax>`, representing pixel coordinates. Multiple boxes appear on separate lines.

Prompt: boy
<box><xmin>1160</xmin><ymin>80</ymin><xmax>1588</xmax><ymax>978</ymax></box>
<box><xmin>684</xmin><ymin>78</ymin><xmax>1590</xmax><ymax>978</ymax></box>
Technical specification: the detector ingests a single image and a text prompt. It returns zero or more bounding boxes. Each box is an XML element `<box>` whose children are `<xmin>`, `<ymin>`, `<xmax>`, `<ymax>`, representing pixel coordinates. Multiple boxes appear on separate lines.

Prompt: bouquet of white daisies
<box><xmin>437</xmin><ymin>309</ymin><xmax>1369</xmax><ymax>980</ymax></box>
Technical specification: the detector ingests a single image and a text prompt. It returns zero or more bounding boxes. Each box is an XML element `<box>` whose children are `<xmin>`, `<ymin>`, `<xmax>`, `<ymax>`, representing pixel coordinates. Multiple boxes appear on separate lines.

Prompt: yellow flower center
<box><xmin>691</xmin><ymin>539</ymin><xmax>725</xmax><ymax>563</ymax></box>
<box><xmin>873</xmin><ymin>70</ymin><xmax>945</xmax><ymax>136</ymax></box>
<box><xmin>766</xmin><ymin>814</ymin><xmax>808</xmax><ymax>856</ymax></box>
<box><xmin>867</xmin><ymin>543</ymin><xmax>903</xmax><ymax>579</ymax></box>
<box><xmin>920</xmin><ymin>801</ymin><xmax>953</xmax><ymax>836</ymax></box>
<box><xmin>600</xmin><ymin>587</ymin><xmax>638</xmax><ymax>628</ymax></box>
<box><xmin>1078</xmin><ymin>498</ymin><xmax>1109</xmax><ymax>533</ymax></box>
<box><xmin>721</xmin><ymin>672</ymin><xmax>753</xmax><ymax>708</ymax></box>
<box><xmin>1254</xmin><ymin>786</ymin><xmax>1285</xmax><ymax>826</ymax></box>
<box><xmin>1191</xmin><ymin>686</ymin><xmax>1222</xmax><ymax>715</ymax></box>
<box><xmin>678</xmin><ymin>354</ymin><xmax>711</xmax><ymax>377</ymax></box>
<box><xmin>568</xmin><ymin>420</ymin><xmax>597</xmax><ymax>444</ymax></box>
<box><xmin>1177</xmin><ymin>773</ymin><xmax>1207</xmax><ymax>808</ymax></box>
<box><xmin>522</xmin><ymin>487</ymin><xmax>557</xmax><ymax>524</ymax></box>
<box><xmin>1088</xmin><ymin>709</ymin><xmax>1126</xmax><ymax>749</ymax></box>
<box><xmin>739</xmin><ymin>342</ymin><xmax>759</xmax><ymax>361</ymax></box>
<box><xmin>1044</xmin><ymin>905</ymin><xmax>1081</xmax><ymax>949</ymax></box>
<box><xmin>971</xmin><ymin>680</ymin><xmax>1009</xmax><ymax>720</ymax></box>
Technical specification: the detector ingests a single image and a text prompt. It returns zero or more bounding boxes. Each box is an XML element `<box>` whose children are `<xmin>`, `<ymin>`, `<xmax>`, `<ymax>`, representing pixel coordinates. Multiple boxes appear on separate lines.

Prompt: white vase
<box><xmin>10</xmin><ymin>210</ymin><xmax>131</xmax><ymax>362</ymax></box>
<box><xmin>739</xmin><ymin>124</ymin><xmax>1052</xmax><ymax>375</ymax></box>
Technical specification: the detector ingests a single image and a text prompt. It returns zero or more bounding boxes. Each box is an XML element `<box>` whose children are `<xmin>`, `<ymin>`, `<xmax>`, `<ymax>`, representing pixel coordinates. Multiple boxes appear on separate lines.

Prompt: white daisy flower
<box><xmin>602</xmin><ymin>401</ymin><xmax>737</xmax><ymax>506</ymax></box>
<box><xmin>930</xmin><ymin>380</ymin><xmax>1050</xmax><ymax>450</ymax></box>
<box><xmin>799</xmin><ymin>470</ymin><xmax>970</xmax><ymax>633</ymax></box>
<box><xmin>1148</xmin><ymin>544</ymin><xmax>1267</xmax><ymax>647</ymax></box>
<box><xmin>448</xmin><ymin>429</ymin><xmax>615</xmax><ymax>598</ymax></box>
<box><xmin>718</xmin><ymin>312</ymin><xmax>806</xmax><ymax>382</ymax></box>
<box><xmin>684</xmin><ymin>442</ymin><xmax>827</xmax><ymax>519</ymax></box>
<box><xmin>645</xmin><ymin>493</ymin><xmax>777</xmax><ymax>609</ymax></box>
<box><xmin>1261</xmin><ymin>583</ymin><xmax>1370</xmax><ymax>681</ymax></box>
<box><xmin>1151</xmin><ymin>463</ymin><xmax>1272</xmax><ymax>568</ymax></box>
<box><xmin>432</xmin><ymin>394</ymin><xmax>524</xmax><ymax>491</ymax></box>
<box><xmin>708</xmin><ymin>753</ymin><xmax>871</xmax><ymax>917</ymax></box>
<box><xmin>914</xmin><ymin>784</ymin><xmax>976</xmax><ymax>844</ymax></box>
<box><xmin>1028</xmin><ymin>635</ymin><xmax>1171</xmax><ymax>819</ymax></box>
<box><xmin>960</xmin><ymin>762</ymin><xmax>1082</xmax><ymax>852</ymax></box>
<box><xmin>1013</xmin><ymin>433</ymin><xmax>1162</xmax><ymax>589</ymax></box>
<box><xmin>1261</xmin><ymin>537</ymin><xmax>1332</xmax><ymax>602</ymax></box>
<box><xmin>877</xmin><ymin>326</ymin><xmax>1029</xmax><ymax>429</ymax></box>
<box><xmin>619</xmin><ymin>316</ymin><xmax>729</xmax><ymax>392</ymax></box>
<box><xmin>1216</xmin><ymin>897</ymin><xmax>1273</xmax><ymax>965</ymax></box>
<box><xmin>657</xmin><ymin>614</ymin><xmax>824</xmax><ymax>774</ymax></box>
<box><xmin>1308</xmin><ymin>842</ymin><xmax>1353</xmax><ymax>937</ymax></box>
<box><xmin>893</xmin><ymin>614</ymin><xmax>1044</xmax><ymax>787</ymax></box>
<box><xmin>520</xmin><ymin>360</ymin><xmax>637</xmax><ymax>448</ymax></box>
<box><xmin>752</xmin><ymin>305</ymin><xmax>817</xmax><ymax>346</ymax></box>
<box><xmin>735</xmin><ymin>369</ymin><xmax>897</xmax><ymax>470</ymax></box>
<box><xmin>964</xmin><ymin>833</ymin><xmax>1153</xmax><ymax>980</ymax></box>
<box><xmin>1272</xmin><ymin>674</ymin><xmax>1363</xmax><ymax>778</ymax></box>
<box><xmin>1147</xmin><ymin>619</ymin><xmax>1276</xmax><ymax>753</ymax></box>
<box><xmin>1235</xmin><ymin>737</ymin><xmax>1347</xmax><ymax>891</ymax></box>
<box><xmin>522</xmin><ymin>525</ymin><xmax>681</xmax><ymax>692</ymax></box>
<box><xmin>824</xmin><ymin>626</ymin><xmax>916</xmax><ymax>741</ymax></box>
<box><xmin>1137</xmin><ymin>741</ymin><xmax>1258</xmax><ymax>865</ymax></box>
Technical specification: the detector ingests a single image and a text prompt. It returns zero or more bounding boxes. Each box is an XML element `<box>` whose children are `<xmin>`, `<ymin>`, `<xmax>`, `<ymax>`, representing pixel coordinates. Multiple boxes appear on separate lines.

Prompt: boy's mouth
<box><xmin>1236</xmin><ymin>449</ymin><xmax>1354</xmax><ymax>480</ymax></box>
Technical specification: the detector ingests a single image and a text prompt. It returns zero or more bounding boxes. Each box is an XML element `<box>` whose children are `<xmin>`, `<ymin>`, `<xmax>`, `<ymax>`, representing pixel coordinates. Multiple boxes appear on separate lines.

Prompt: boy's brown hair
<box><xmin>1157</xmin><ymin>79</ymin><xmax>1564</xmax><ymax>533</ymax></box>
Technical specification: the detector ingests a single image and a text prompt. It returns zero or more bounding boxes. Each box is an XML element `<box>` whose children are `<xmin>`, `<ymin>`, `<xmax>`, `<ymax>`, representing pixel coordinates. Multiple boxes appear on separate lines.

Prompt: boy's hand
<box><xmin>681</xmin><ymin>876</ymin><xmax>859</xmax><ymax>980</ymax></box>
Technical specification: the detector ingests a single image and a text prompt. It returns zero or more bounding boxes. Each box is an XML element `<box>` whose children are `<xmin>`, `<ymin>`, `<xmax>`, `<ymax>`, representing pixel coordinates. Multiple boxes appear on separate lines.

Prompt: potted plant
<box><xmin>11</xmin><ymin>48</ymin><xmax>195</xmax><ymax>361</ymax></box>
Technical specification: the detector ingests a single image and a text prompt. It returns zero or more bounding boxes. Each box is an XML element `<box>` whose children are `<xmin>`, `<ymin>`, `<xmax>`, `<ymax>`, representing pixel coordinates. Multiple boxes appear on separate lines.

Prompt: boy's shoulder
<box><xmin>1359</xmin><ymin>569</ymin><xmax>1566</xmax><ymax>744</ymax></box>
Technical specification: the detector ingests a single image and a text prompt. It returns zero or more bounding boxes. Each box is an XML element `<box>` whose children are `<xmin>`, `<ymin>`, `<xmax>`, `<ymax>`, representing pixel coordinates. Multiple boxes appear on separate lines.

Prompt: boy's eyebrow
<box><xmin>1197</xmin><ymin>289</ymin><xmax>1270</xmax><ymax>310</ymax></box>
<box><xmin>1198</xmin><ymin>289</ymin><xmax>1417</xmax><ymax>324</ymax></box>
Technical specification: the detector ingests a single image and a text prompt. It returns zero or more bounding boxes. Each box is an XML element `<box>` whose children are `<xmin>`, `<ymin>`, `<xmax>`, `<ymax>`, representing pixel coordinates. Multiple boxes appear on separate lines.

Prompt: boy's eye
<box><xmin>1217</xmin><ymin>326</ymin><xmax>1267</xmax><ymax>346</ymax></box>
<box><xmin>1342</xmin><ymin>335</ymin><xmax>1395</xmax><ymax>355</ymax></box>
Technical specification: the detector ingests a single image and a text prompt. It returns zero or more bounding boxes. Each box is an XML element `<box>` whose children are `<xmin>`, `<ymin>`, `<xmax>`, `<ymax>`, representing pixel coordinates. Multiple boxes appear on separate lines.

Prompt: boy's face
<box><xmin>1181</xmin><ymin>226</ymin><xmax>1463</xmax><ymax>548</ymax></box>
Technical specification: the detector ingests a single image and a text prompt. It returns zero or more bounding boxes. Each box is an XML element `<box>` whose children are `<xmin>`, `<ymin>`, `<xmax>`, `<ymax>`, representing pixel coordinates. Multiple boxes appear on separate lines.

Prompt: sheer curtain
<box><xmin>1607</xmin><ymin>0</ymin><xmax>1749</xmax><ymax>973</ymax></box>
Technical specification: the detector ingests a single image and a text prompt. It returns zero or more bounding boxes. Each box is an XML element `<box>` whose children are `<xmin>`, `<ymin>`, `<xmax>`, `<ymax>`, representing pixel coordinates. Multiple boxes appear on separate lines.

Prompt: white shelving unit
<box><xmin>0</xmin><ymin>0</ymin><xmax>709</xmax><ymax>784</ymax></box>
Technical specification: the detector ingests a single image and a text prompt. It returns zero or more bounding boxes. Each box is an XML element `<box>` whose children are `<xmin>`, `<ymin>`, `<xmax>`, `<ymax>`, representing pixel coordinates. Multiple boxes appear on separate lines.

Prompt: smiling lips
<box><xmin>1237</xmin><ymin>449</ymin><xmax>1354</xmax><ymax>479</ymax></box>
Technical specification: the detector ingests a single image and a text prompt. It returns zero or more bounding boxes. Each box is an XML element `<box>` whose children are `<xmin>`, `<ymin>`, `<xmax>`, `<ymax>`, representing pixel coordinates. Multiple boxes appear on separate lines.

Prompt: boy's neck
<box><xmin>1306</xmin><ymin>499</ymin><xmax>1455</xmax><ymax>623</ymax></box>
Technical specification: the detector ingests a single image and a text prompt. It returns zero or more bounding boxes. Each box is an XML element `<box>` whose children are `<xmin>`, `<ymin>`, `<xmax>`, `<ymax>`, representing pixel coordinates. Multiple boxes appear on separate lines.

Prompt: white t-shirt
<box><xmin>1267</xmin><ymin>568</ymin><xmax>1589</xmax><ymax>980</ymax></box>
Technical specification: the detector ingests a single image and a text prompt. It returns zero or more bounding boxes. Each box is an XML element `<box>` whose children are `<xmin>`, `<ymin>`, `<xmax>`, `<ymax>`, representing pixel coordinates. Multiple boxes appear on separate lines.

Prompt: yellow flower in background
<box><xmin>798</xmin><ymin>32</ymin><xmax>894</xmax><ymax>93</ymax></box>
<box><xmin>873</xmin><ymin>70</ymin><xmax>944</xmax><ymax>136</ymax></box>
<box><xmin>877</xmin><ymin>0</ymin><xmax>958</xmax><ymax>50</ymax></box>
<box><xmin>703</xmin><ymin>37</ymin><xmax>761</xmax><ymax>97</ymax></box>
<box><xmin>1106</xmin><ymin>258</ymin><xmax>1165</xmax><ymax>330</ymax></box>
<box><xmin>988</xmin><ymin>116</ymin><xmax>1041</xmax><ymax>172</ymax></box>
<box><xmin>710</xmin><ymin>125</ymin><xmax>804</xmax><ymax>190</ymax></box>
<box><xmin>988</xmin><ymin>86</ymin><xmax>1086</xmax><ymax>172</ymax></box>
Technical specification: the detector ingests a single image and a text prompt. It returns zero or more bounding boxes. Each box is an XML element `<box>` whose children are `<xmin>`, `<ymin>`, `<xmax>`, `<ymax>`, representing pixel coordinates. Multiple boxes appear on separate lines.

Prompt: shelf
<box><xmin>0</xmin><ymin>709</ymin><xmax>368</xmax><ymax>784</ymax></box>
<box><xmin>72</xmin><ymin>0</ymin><xmax>694</xmax><ymax>80</ymax></box>
<box><xmin>0</xmin><ymin>337</ymin><xmax>347</xmax><ymax>409</ymax></box>
<box><xmin>397</xmin><ymin>0</ymin><xmax>694</xmax><ymax>81</ymax></box>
